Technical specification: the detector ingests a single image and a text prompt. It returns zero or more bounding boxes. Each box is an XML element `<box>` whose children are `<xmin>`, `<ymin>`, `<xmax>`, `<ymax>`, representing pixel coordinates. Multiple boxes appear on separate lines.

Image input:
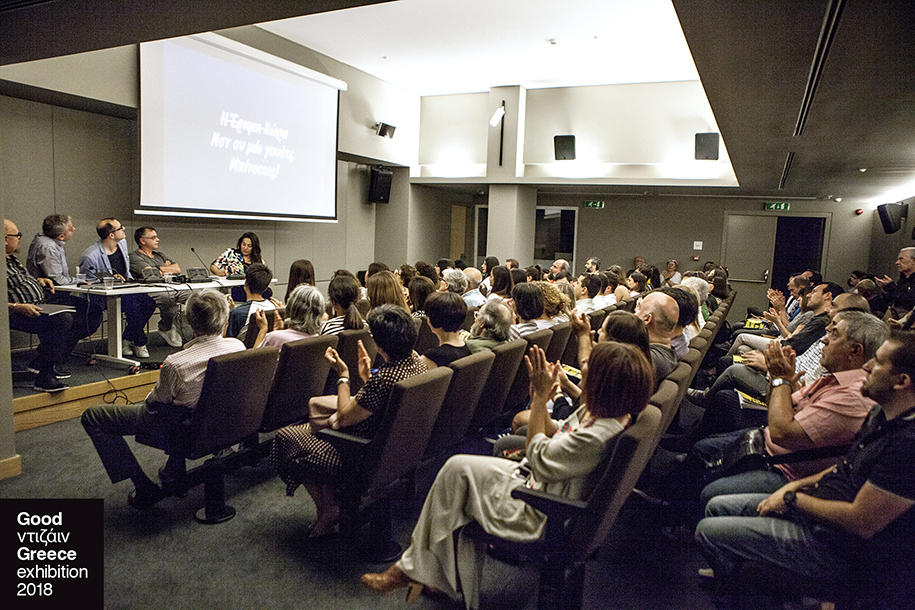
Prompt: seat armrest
<box><xmin>510</xmin><ymin>487</ymin><xmax>590</xmax><ymax>521</ymax></box>
<box><xmin>317</xmin><ymin>428</ymin><xmax>372</xmax><ymax>452</ymax></box>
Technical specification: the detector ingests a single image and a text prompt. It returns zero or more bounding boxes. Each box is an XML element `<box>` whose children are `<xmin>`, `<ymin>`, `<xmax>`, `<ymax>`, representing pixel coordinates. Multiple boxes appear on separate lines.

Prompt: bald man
<box><xmin>462</xmin><ymin>267</ymin><xmax>486</xmax><ymax>307</ymax></box>
<box><xmin>635</xmin><ymin>291</ymin><xmax>680</xmax><ymax>383</ymax></box>
<box><xmin>549</xmin><ymin>259</ymin><xmax>570</xmax><ymax>280</ymax></box>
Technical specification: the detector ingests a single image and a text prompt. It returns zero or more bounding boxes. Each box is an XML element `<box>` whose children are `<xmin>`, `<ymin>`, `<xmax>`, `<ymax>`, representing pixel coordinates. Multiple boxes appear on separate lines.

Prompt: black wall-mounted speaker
<box><xmin>368</xmin><ymin>166</ymin><xmax>393</xmax><ymax>203</ymax></box>
<box><xmin>877</xmin><ymin>202</ymin><xmax>909</xmax><ymax>234</ymax></box>
<box><xmin>554</xmin><ymin>135</ymin><xmax>576</xmax><ymax>160</ymax></box>
<box><xmin>695</xmin><ymin>132</ymin><xmax>720</xmax><ymax>160</ymax></box>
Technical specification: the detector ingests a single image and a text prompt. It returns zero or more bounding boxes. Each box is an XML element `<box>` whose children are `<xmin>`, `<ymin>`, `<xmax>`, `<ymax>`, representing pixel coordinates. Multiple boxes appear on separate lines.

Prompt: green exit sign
<box><xmin>584</xmin><ymin>200</ymin><xmax>605</xmax><ymax>209</ymax></box>
<box><xmin>765</xmin><ymin>202</ymin><xmax>791</xmax><ymax>211</ymax></box>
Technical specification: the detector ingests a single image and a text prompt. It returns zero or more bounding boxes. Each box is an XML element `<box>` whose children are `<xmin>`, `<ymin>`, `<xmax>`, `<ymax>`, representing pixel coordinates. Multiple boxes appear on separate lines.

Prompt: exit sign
<box><xmin>765</xmin><ymin>202</ymin><xmax>791</xmax><ymax>211</ymax></box>
<box><xmin>584</xmin><ymin>200</ymin><xmax>605</xmax><ymax>209</ymax></box>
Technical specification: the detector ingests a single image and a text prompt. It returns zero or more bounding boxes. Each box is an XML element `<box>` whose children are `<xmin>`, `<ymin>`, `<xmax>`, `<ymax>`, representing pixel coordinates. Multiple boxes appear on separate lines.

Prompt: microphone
<box><xmin>190</xmin><ymin>247</ymin><xmax>209</xmax><ymax>270</ymax></box>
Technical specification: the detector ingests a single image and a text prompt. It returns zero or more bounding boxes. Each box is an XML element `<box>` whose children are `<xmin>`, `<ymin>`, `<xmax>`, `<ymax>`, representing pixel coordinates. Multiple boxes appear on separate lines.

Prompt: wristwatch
<box><xmin>771</xmin><ymin>377</ymin><xmax>791</xmax><ymax>388</ymax></box>
<box><xmin>783</xmin><ymin>490</ymin><xmax>797</xmax><ymax>509</ymax></box>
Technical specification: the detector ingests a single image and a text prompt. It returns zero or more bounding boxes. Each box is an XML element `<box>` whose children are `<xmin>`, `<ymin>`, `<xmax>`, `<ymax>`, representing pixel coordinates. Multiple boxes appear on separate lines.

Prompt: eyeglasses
<box><xmin>6</xmin><ymin>232</ymin><xmax>22</xmax><ymax>239</ymax></box>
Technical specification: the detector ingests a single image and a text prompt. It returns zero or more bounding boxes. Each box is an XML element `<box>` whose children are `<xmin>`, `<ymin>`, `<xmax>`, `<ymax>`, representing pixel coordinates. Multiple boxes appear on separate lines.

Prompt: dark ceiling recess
<box><xmin>793</xmin><ymin>0</ymin><xmax>846</xmax><ymax>136</ymax></box>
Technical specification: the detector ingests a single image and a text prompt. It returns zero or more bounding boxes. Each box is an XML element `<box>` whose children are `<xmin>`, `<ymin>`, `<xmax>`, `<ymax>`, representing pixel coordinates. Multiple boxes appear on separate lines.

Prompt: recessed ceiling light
<box><xmin>547</xmin><ymin>38</ymin><xmax>558</xmax><ymax>45</ymax></box>
<box><xmin>858</xmin><ymin>168</ymin><xmax>868</xmax><ymax>172</ymax></box>
<box><xmin>381</xmin><ymin>55</ymin><xmax>388</xmax><ymax>60</ymax></box>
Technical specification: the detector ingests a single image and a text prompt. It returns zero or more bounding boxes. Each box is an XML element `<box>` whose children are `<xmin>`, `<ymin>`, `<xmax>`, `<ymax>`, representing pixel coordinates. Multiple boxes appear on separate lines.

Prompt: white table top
<box><xmin>56</xmin><ymin>277</ymin><xmax>245</xmax><ymax>297</ymax></box>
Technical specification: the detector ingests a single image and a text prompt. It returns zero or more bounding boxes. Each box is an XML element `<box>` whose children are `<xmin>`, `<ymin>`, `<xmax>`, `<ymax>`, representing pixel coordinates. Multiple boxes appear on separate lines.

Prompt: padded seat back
<box><xmin>588</xmin><ymin>309</ymin><xmax>607</xmax><ymax>333</ymax></box>
<box><xmin>261</xmin><ymin>335</ymin><xmax>338</xmax><ymax>432</ymax></box>
<box><xmin>186</xmin><ymin>347</ymin><xmax>280</xmax><ymax>459</ymax></box>
<box><xmin>681</xmin><ymin>347</ymin><xmax>703</xmax><ymax>375</ymax></box>
<box><xmin>332</xmin><ymin>328</ymin><xmax>378</xmax><ymax>394</ymax></box>
<box><xmin>461</xmin><ymin>307</ymin><xmax>478</xmax><ymax>331</ymax></box>
<box><xmin>361</xmin><ymin>367</ymin><xmax>453</xmax><ymax>501</ymax></box>
<box><xmin>468</xmin><ymin>339</ymin><xmax>527</xmax><ymax>433</ymax></box>
<box><xmin>413</xmin><ymin>316</ymin><xmax>439</xmax><ymax>355</ymax></box>
<box><xmin>504</xmin><ymin>329</ymin><xmax>553</xmax><ymax>413</ymax></box>
<box><xmin>424</xmin><ymin>350</ymin><xmax>495</xmax><ymax>457</ymax></box>
<box><xmin>571</xmin><ymin>405</ymin><xmax>661</xmax><ymax>557</ymax></box>
<box><xmin>651</xmin><ymin>378</ymin><xmax>683</xmax><ymax>436</ymax></box>
<box><xmin>544</xmin><ymin>322</ymin><xmax>572</xmax><ymax>363</ymax></box>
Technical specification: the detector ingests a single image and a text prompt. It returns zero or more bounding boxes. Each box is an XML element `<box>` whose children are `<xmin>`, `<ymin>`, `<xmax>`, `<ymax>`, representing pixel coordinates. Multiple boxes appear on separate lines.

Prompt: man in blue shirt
<box><xmin>78</xmin><ymin>218</ymin><xmax>156</xmax><ymax>358</ymax></box>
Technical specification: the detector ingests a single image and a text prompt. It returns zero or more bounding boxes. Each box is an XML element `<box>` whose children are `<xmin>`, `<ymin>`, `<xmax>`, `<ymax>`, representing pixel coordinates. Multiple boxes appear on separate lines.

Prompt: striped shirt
<box><xmin>6</xmin><ymin>255</ymin><xmax>46</xmax><ymax>304</ymax></box>
<box><xmin>146</xmin><ymin>334</ymin><xmax>245</xmax><ymax>409</ymax></box>
<box><xmin>319</xmin><ymin>315</ymin><xmax>368</xmax><ymax>335</ymax></box>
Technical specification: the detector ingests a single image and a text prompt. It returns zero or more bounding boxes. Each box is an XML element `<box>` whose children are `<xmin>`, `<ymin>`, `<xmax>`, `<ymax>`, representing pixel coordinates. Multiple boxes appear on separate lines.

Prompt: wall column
<box><xmin>487</xmin><ymin>184</ymin><xmax>536</xmax><ymax>265</ymax></box>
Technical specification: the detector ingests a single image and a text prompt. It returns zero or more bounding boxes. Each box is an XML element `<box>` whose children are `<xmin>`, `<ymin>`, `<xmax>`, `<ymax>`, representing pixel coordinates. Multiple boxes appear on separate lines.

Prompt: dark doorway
<box><xmin>771</xmin><ymin>216</ymin><xmax>826</xmax><ymax>295</ymax></box>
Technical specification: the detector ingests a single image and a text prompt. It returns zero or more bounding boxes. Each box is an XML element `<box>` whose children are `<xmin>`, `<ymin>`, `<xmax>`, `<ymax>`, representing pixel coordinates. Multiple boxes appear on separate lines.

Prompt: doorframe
<box><xmin>721</xmin><ymin>210</ymin><xmax>832</xmax><ymax>279</ymax></box>
<box><xmin>473</xmin><ymin>204</ymin><xmax>580</xmax><ymax>271</ymax></box>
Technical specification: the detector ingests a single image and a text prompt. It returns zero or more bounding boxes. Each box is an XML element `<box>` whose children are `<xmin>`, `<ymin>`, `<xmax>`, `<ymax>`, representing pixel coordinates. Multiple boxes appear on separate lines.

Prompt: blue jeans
<box><xmin>699</xmin><ymin>469</ymin><xmax>788</xmax><ymax>516</ymax></box>
<box><xmin>695</xmin><ymin>493</ymin><xmax>853</xmax><ymax>583</ymax></box>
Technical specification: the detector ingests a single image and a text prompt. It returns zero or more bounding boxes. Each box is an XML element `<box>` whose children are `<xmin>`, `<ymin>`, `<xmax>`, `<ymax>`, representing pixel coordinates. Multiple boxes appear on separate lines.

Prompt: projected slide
<box><xmin>140</xmin><ymin>34</ymin><xmax>346</xmax><ymax>221</ymax></box>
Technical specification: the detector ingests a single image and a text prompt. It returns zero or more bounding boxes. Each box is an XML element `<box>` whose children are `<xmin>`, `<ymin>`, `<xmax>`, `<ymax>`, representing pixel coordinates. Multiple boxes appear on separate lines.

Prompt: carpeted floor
<box><xmin>2</xmin><ymin>417</ymin><xmax>718</xmax><ymax>609</ymax></box>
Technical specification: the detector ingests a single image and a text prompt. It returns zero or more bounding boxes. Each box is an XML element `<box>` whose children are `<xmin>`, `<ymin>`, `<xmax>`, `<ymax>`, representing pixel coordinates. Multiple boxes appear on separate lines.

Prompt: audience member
<box><xmin>505</xmin><ymin>258</ymin><xmax>520</xmax><ymax>269</ymax></box>
<box><xmin>627</xmin><ymin>255</ymin><xmax>646</xmax><ymax>277</ymax></box>
<box><xmin>538</xmin><ymin>280</ymin><xmax>572</xmax><ymax>323</ymax></box>
<box><xmin>480</xmin><ymin>256</ymin><xmax>499</xmax><ymax>291</ymax></box>
<box><xmin>414</xmin><ymin>261</ymin><xmax>439</xmax><ymax>286</ymax></box>
<box><xmin>525</xmin><ymin>265</ymin><xmax>542</xmax><ymax>282</ymax></box>
<box><xmin>487</xmin><ymin>265</ymin><xmax>513</xmax><ymax>302</ymax></box>
<box><xmin>129</xmin><ymin>226</ymin><xmax>187</xmax><ymax>347</ymax></box>
<box><xmin>81</xmin><ymin>289</ymin><xmax>245</xmax><ymax>508</ymax></box>
<box><xmin>226</xmin><ymin>263</ymin><xmax>275</xmax><ymax>338</ymax></box>
<box><xmin>6</xmin><ymin>218</ymin><xmax>76</xmax><ymax>392</ymax></box>
<box><xmin>270</xmin><ymin>305</ymin><xmax>425</xmax><ymax>536</ymax></box>
<box><xmin>695</xmin><ymin>330</ymin><xmax>915</xmax><ymax>609</ymax></box>
<box><xmin>854</xmin><ymin>278</ymin><xmax>887</xmax><ymax>319</ymax></box>
<box><xmin>441</xmin><ymin>267</ymin><xmax>467</xmax><ymax>294</ymax></box>
<box><xmin>420</xmin><ymin>291</ymin><xmax>470</xmax><ymax>368</ymax></box>
<box><xmin>549</xmin><ymin>258</ymin><xmax>571</xmax><ymax>280</ymax></box>
<box><xmin>584</xmin><ymin>256</ymin><xmax>600</xmax><ymax>273</ymax></box>
<box><xmin>461</xmin><ymin>267</ymin><xmax>486</xmax><ymax>307</ymax></box>
<box><xmin>253</xmin><ymin>284</ymin><xmax>325</xmax><ymax>348</ymax></box>
<box><xmin>660</xmin><ymin>286</ymin><xmax>699</xmax><ymax>358</ymax></box>
<box><xmin>510</xmin><ymin>282</ymin><xmax>552</xmax><ymax>336</ymax></box>
<box><xmin>876</xmin><ymin>247</ymin><xmax>915</xmax><ymax>319</ymax></box>
<box><xmin>284</xmin><ymin>259</ymin><xmax>315</xmax><ymax>302</ymax></box>
<box><xmin>361</xmin><ymin>342</ymin><xmax>653</xmax><ymax>607</ymax></box>
<box><xmin>661</xmin><ymin>259</ymin><xmax>681</xmax><ymax>286</ymax></box>
<box><xmin>366</xmin><ymin>269</ymin><xmax>409</xmax><ymax>312</ymax></box>
<box><xmin>408</xmin><ymin>276</ymin><xmax>436</xmax><ymax>318</ymax></box>
<box><xmin>78</xmin><ymin>218</ymin><xmax>156</xmax><ymax>358</ymax></box>
<box><xmin>627</xmin><ymin>271</ymin><xmax>649</xmax><ymax>296</ymax></box>
<box><xmin>510</xmin><ymin>267</ymin><xmax>527</xmax><ymax>286</ymax></box>
<box><xmin>634</xmin><ymin>291</ymin><xmax>679</xmax><ymax>382</ymax></box>
<box><xmin>321</xmin><ymin>273</ymin><xmax>366</xmax><ymax>335</ymax></box>
<box><xmin>464</xmin><ymin>299</ymin><xmax>513</xmax><ymax>353</ymax></box>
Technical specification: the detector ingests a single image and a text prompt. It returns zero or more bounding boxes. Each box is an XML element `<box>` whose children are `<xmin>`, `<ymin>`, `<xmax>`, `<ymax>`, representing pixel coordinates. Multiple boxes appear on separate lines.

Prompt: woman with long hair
<box><xmin>627</xmin><ymin>271</ymin><xmax>649</xmax><ymax>296</ymax></box>
<box><xmin>607</xmin><ymin>265</ymin><xmax>630</xmax><ymax>303</ymax></box>
<box><xmin>487</xmin><ymin>265</ymin><xmax>513</xmax><ymax>301</ymax></box>
<box><xmin>408</xmin><ymin>276</ymin><xmax>436</xmax><ymax>318</ymax></box>
<box><xmin>211</xmin><ymin>231</ymin><xmax>270</xmax><ymax>301</ymax></box>
<box><xmin>284</xmin><ymin>259</ymin><xmax>315</xmax><ymax>302</ymax></box>
<box><xmin>361</xmin><ymin>342</ymin><xmax>653</xmax><ymax>606</ymax></box>
<box><xmin>366</xmin><ymin>270</ymin><xmax>410</xmax><ymax>312</ymax></box>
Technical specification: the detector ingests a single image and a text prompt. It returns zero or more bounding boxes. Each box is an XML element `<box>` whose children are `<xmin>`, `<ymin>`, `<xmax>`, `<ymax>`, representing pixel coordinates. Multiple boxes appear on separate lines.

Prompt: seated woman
<box><xmin>607</xmin><ymin>265</ymin><xmax>631</xmax><ymax>304</ymax></box>
<box><xmin>661</xmin><ymin>259</ymin><xmax>682</xmax><ymax>287</ymax></box>
<box><xmin>538</xmin><ymin>280</ymin><xmax>572</xmax><ymax>323</ymax></box>
<box><xmin>252</xmin><ymin>284</ymin><xmax>325</xmax><ymax>348</ymax></box>
<box><xmin>464</xmin><ymin>299</ymin><xmax>514</xmax><ymax>353</ymax></box>
<box><xmin>284</xmin><ymin>259</ymin><xmax>315</xmax><ymax>303</ymax></box>
<box><xmin>210</xmin><ymin>231</ymin><xmax>273</xmax><ymax>301</ymax></box>
<box><xmin>510</xmin><ymin>282</ymin><xmax>553</xmax><ymax>337</ymax></box>
<box><xmin>367</xmin><ymin>270</ymin><xmax>410</xmax><ymax>313</ymax></box>
<box><xmin>486</xmin><ymin>265</ymin><xmax>514</xmax><ymax>302</ymax></box>
<box><xmin>420</xmin><ymin>292</ymin><xmax>470</xmax><ymax>368</ymax></box>
<box><xmin>320</xmin><ymin>273</ymin><xmax>366</xmax><ymax>335</ymax></box>
<box><xmin>627</xmin><ymin>271</ymin><xmax>649</xmax><ymax>296</ymax></box>
<box><xmin>361</xmin><ymin>342</ymin><xmax>654</xmax><ymax>607</ymax></box>
<box><xmin>269</xmin><ymin>305</ymin><xmax>426</xmax><ymax>536</ymax></box>
<box><xmin>408</xmin><ymin>276</ymin><xmax>436</xmax><ymax>319</ymax></box>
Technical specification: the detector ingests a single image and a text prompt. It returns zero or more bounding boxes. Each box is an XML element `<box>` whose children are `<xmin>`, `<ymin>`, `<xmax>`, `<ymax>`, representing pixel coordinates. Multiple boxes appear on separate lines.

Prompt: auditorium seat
<box><xmin>503</xmin><ymin>329</ymin><xmax>553</xmax><ymax>414</ymax></box>
<box><xmin>412</xmin><ymin>315</ymin><xmax>438</xmax><ymax>355</ymax></box>
<box><xmin>544</xmin><ymin>321</ymin><xmax>572</xmax><ymax>364</ymax></box>
<box><xmin>463</xmin><ymin>405</ymin><xmax>662</xmax><ymax>610</ymax></box>
<box><xmin>318</xmin><ymin>366</ymin><xmax>453</xmax><ymax>561</ymax></box>
<box><xmin>327</xmin><ymin>327</ymin><xmax>377</xmax><ymax>394</ymax></box>
<box><xmin>466</xmin><ymin>339</ymin><xmax>527</xmax><ymax>435</ymax></box>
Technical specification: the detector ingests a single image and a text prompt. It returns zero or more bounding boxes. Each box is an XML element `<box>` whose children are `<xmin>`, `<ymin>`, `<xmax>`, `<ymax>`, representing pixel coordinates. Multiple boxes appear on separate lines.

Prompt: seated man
<box><xmin>689</xmin><ymin>311</ymin><xmax>888</xmax><ymax>517</ymax></box>
<box><xmin>128</xmin><ymin>226</ymin><xmax>187</xmax><ymax>347</ymax></box>
<box><xmin>226</xmin><ymin>262</ymin><xmax>274</xmax><ymax>338</ymax></box>
<box><xmin>695</xmin><ymin>330</ymin><xmax>915</xmax><ymax>608</ymax></box>
<box><xmin>6</xmin><ymin>219</ymin><xmax>75</xmax><ymax>392</ymax></box>
<box><xmin>573</xmin><ymin>273</ymin><xmax>601</xmax><ymax>315</ymax></box>
<box><xmin>461</xmin><ymin>267</ymin><xmax>486</xmax><ymax>308</ymax></box>
<box><xmin>26</xmin><ymin>213</ymin><xmax>103</xmax><ymax>343</ymax></box>
<box><xmin>659</xmin><ymin>286</ymin><xmax>699</xmax><ymax>359</ymax></box>
<box><xmin>78</xmin><ymin>218</ymin><xmax>156</xmax><ymax>358</ymax></box>
<box><xmin>634</xmin><ymin>291</ymin><xmax>680</xmax><ymax>384</ymax></box>
<box><xmin>464</xmin><ymin>299</ymin><xmax>513</xmax><ymax>353</ymax></box>
<box><xmin>81</xmin><ymin>289</ymin><xmax>245</xmax><ymax>508</ymax></box>
<box><xmin>440</xmin><ymin>267</ymin><xmax>467</xmax><ymax>296</ymax></box>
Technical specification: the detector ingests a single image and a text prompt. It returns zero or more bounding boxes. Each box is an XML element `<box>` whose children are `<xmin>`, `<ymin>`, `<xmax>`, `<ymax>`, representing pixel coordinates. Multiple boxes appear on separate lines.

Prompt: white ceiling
<box><xmin>259</xmin><ymin>0</ymin><xmax>700</xmax><ymax>96</ymax></box>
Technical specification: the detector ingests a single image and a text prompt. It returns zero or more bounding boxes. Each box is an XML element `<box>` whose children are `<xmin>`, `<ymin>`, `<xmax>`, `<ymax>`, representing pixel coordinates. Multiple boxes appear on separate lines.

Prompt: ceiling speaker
<box><xmin>877</xmin><ymin>202</ymin><xmax>909</xmax><ymax>234</ymax></box>
<box><xmin>554</xmin><ymin>135</ymin><xmax>576</xmax><ymax>160</ymax></box>
<box><xmin>695</xmin><ymin>132</ymin><xmax>719</xmax><ymax>160</ymax></box>
<box><xmin>375</xmin><ymin>122</ymin><xmax>396</xmax><ymax>138</ymax></box>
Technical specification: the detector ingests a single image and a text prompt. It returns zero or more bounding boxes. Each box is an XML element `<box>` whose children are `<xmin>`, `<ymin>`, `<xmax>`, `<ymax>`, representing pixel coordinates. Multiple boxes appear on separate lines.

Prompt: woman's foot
<box><xmin>361</xmin><ymin>564</ymin><xmax>412</xmax><ymax>595</ymax></box>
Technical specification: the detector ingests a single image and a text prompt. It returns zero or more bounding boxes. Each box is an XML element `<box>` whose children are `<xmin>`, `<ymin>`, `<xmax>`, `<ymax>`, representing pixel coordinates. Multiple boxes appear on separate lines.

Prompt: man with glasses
<box><xmin>78</xmin><ymin>218</ymin><xmax>156</xmax><ymax>358</ymax></box>
<box><xmin>5</xmin><ymin>219</ymin><xmax>74</xmax><ymax>392</ymax></box>
<box><xmin>129</xmin><ymin>226</ymin><xmax>186</xmax><ymax>347</ymax></box>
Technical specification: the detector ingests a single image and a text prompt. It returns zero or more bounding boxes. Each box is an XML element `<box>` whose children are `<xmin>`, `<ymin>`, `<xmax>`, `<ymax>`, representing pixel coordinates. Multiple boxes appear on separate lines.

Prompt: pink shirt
<box><xmin>261</xmin><ymin>328</ymin><xmax>314</xmax><ymax>348</ymax></box>
<box><xmin>765</xmin><ymin>368</ymin><xmax>876</xmax><ymax>480</ymax></box>
<box><xmin>146</xmin><ymin>334</ymin><xmax>246</xmax><ymax>408</ymax></box>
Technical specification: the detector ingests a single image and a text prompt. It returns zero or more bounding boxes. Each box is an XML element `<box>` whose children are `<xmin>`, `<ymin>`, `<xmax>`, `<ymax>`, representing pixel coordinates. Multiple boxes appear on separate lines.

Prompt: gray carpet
<box><xmin>2</xmin><ymin>418</ymin><xmax>716</xmax><ymax>609</ymax></box>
